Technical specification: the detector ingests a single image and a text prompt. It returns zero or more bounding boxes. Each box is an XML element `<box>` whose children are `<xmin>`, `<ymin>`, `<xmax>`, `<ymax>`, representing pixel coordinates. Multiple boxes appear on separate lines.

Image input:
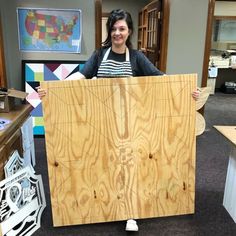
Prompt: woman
<box><xmin>38</xmin><ymin>9</ymin><xmax>165</xmax><ymax>98</ymax></box>
<box><xmin>80</xmin><ymin>9</ymin><xmax>164</xmax><ymax>79</ymax></box>
<box><xmin>38</xmin><ymin>9</ymin><xmax>199</xmax><ymax>98</ymax></box>
<box><xmin>37</xmin><ymin>9</ymin><xmax>199</xmax><ymax>231</ymax></box>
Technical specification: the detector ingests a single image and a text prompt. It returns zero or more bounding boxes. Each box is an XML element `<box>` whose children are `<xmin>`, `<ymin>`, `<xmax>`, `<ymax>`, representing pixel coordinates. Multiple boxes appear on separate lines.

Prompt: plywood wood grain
<box><xmin>41</xmin><ymin>74</ymin><xmax>197</xmax><ymax>227</ymax></box>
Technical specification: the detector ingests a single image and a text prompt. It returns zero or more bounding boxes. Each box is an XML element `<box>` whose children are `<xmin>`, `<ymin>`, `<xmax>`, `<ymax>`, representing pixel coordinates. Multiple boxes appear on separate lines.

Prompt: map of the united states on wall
<box><xmin>17</xmin><ymin>8</ymin><xmax>82</xmax><ymax>53</ymax></box>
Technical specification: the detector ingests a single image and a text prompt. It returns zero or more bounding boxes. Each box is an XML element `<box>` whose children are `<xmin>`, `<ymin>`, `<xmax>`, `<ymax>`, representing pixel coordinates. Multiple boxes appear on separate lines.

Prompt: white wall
<box><xmin>166</xmin><ymin>0</ymin><xmax>209</xmax><ymax>86</ymax></box>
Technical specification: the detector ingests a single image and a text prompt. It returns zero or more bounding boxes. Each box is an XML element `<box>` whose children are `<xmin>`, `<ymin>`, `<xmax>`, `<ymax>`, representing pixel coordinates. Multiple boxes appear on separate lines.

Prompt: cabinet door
<box><xmin>5</xmin><ymin>129</ymin><xmax>23</xmax><ymax>157</ymax></box>
<box><xmin>138</xmin><ymin>7</ymin><xmax>148</xmax><ymax>53</ymax></box>
<box><xmin>0</xmin><ymin>130</ymin><xmax>23</xmax><ymax>180</ymax></box>
<box><xmin>146</xmin><ymin>0</ymin><xmax>162</xmax><ymax>67</ymax></box>
<box><xmin>0</xmin><ymin>145</ymin><xmax>7</xmax><ymax>180</ymax></box>
<box><xmin>137</xmin><ymin>0</ymin><xmax>163</xmax><ymax>68</ymax></box>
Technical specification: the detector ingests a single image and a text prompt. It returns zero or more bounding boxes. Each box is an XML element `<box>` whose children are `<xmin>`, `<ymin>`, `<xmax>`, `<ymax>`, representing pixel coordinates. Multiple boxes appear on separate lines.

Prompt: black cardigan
<box><xmin>81</xmin><ymin>47</ymin><xmax>164</xmax><ymax>79</ymax></box>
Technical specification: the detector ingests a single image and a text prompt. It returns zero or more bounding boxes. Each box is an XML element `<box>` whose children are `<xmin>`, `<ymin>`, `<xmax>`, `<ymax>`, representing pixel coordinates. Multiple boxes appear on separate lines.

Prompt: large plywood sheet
<box><xmin>41</xmin><ymin>74</ymin><xmax>197</xmax><ymax>227</ymax></box>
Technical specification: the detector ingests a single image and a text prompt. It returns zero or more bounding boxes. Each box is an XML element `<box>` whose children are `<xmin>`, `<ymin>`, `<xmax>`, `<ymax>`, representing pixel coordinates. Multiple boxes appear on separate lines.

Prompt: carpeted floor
<box><xmin>34</xmin><ymin>92</ymin><xmax>236</xmax><ymax>236</ymax></box>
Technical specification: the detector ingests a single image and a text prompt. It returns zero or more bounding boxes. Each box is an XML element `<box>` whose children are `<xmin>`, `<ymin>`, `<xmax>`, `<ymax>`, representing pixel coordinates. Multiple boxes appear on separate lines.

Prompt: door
<box><xmin>146</xmin><ymin>0</ymin><xmax>162</xmax><ymax>68</ymax></box>
<box><xmin>95</xmin><ymin>0</ymin><xmax>169</xmax><ymax>72</ymax></box>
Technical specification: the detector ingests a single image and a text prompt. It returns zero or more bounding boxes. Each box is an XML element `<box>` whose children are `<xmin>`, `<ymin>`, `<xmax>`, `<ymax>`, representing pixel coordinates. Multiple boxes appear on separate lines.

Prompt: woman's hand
<box><xmin>192</xmin><ymin>88</ymin><xmax>201</xmax><ymax>101</ymax></box>
<box><xmin>36</xmin><ymin>86</ymin><xmax>46</xmax><ymax>99</ymax></box>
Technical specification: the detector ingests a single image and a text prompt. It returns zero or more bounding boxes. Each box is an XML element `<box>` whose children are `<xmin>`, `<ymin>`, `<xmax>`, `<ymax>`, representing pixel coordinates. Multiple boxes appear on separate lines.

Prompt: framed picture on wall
<box><xmin>22</xmin><ymin>60</ymin><xmax>85</xmax><ymax>135</ymax></box>
<box><xmin>17</xmin><ymin>8</ymin><xmax>82</xmax><ymax>53</ymax></box>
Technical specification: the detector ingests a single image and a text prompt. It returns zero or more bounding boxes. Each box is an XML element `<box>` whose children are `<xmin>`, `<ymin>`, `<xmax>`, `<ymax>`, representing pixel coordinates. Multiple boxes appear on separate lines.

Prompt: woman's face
<box><xmin>111</xmin><ymin>19</ymin><xmax>130</xmax><ymax>48</ymax></box>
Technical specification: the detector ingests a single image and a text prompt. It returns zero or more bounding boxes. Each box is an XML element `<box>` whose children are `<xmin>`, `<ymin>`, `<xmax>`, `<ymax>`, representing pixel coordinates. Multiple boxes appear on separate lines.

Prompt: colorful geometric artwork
<box><xmin>17</xmin><ymin>8</ymin><xmax>82</xmax><ymax>53</ymax></box>
<box><xmin>23</xmin><ymin>60</ymin><xmax>85</xmax><ymax>135</ymax></box>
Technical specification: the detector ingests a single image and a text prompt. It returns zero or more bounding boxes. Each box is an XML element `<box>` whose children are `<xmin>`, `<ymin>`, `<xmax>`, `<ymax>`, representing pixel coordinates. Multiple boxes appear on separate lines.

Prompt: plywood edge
<box><xmin>40</xmin><ymin>74</ymin><xmax>197</xmax><ymax>88</ymax></box>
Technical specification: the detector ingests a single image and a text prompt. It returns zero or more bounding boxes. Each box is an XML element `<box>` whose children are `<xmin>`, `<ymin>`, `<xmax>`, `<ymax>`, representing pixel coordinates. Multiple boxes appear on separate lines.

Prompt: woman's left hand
<box><xmin>192</xmin><ymin>88</ymin><xmax>201</xmax><ymax>101</ymax></box>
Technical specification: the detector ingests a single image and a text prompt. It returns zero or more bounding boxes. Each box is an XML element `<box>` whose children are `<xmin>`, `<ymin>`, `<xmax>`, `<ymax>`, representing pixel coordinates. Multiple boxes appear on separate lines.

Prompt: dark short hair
<box><xmin>102</xmin><ymin>9</ymin><xmax>134</xmax><ymax>48</ymax></box>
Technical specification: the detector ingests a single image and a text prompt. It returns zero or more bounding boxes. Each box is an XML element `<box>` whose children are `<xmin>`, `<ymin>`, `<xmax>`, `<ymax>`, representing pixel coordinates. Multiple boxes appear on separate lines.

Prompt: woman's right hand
<box><xmin>36</xmin><ymin>86</ymin><xmax>46</xmax><ymax>99</ymax></box>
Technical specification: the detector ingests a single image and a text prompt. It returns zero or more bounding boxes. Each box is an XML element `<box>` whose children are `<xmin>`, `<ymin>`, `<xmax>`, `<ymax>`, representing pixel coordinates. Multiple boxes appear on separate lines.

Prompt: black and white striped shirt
<box><xmin>97</xmin><ymin>47</ymin><xmax>133</xmax><ymax>78</ymax></box>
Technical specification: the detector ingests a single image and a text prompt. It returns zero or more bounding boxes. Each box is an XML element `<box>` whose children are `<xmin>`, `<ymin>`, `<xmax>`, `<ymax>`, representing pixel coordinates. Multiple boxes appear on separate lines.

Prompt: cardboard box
<box><xmin>0</xmin><ymin>89</ymin><xmax>28</xmax><ymax>112</ymax></box>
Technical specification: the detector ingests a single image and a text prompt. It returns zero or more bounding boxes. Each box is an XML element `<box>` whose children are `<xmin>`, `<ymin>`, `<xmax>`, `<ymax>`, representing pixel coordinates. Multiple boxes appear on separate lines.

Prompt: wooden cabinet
<box><xmin>0</xmin><ymin>104</ymin><xmax>32</xmax><ymax>180</ymax></box>
<box><xmin>138</xmin><ymin>0</ymin><xmax>162</xmax><ymax>67</ymax></box>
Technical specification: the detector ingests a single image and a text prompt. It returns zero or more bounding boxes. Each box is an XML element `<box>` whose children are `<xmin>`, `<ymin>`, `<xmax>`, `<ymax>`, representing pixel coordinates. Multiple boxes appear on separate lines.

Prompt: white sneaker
<box><xmin>125</xmin><ymin>219</ymin><xmax>138</xmax><ymax>231</ymax></box>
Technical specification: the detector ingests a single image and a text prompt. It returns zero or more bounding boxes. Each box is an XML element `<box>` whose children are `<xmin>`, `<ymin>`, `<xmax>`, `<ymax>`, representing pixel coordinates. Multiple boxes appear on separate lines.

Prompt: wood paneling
<box><xmin>41</xmin><ymin>74</ymin><xmax>197</xmax><ymax>227</ymax></box>
<box><xmin>159</xmin><ymin>0</ymin><xmax>170</xmax><ymax>72</ymax></box>
<box><xmin>200</xmin><ymin>0</ymin><xmax>215</xmax><ymax>115</ymax></box>
<box><xmin>95</xmin><ymin>0</ymin><xmax>102</xmax><ymax>49</ymax></box>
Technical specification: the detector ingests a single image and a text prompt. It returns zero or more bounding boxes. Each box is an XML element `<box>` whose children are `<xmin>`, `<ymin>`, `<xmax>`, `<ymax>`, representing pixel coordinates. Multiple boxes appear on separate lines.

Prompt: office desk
<box><xmin>214</xmin><ymin>125</ymin><xmax>236</xmax><ymax>223</ymax></box>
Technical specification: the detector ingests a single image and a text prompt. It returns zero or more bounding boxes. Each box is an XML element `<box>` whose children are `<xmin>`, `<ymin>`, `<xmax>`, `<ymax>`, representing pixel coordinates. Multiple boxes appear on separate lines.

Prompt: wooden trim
<box><xmin>201</xmin><ymin>0</ymin><xmax>215</xmax><ymax>87</ymax></box>
<box><xmin>214</xmin><ymin>15</ymin><xmax>236</xmax><ymax>20</ymax></box>
<box><xmin>95</xmin><ymin>0</ymin><xmax>102</xmax><ymax>49</ymax></box>
<box><xmin>200</xmin><ymin>0</ymin><xmax>215</xmax><ymax>115</ymax></box>
<box><xmin>159</xmin><ymin>0</ymin><xmax>170</xmax><ymax>73</ymax></box>
<box><xmin>147</xmin><ymin>0</ymin><xmax>160</xmax><ymax>9</ymax></box>
<box><xmin>0</xmin><ymin>18</ymin><xmax>7</xmax><ymax>88</ymax></box>
<box><xmin>102</xmin><ymin>12</ymin><xmax>110</xmax><ymax>17</ymax></box>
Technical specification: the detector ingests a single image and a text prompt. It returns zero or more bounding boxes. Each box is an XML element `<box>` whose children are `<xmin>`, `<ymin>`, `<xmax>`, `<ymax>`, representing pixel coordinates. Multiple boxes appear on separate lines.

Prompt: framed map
<box><xmin>17</xmin><ymin>8</ymin><xmax>82</xmax><ymax>53</ymax></box>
